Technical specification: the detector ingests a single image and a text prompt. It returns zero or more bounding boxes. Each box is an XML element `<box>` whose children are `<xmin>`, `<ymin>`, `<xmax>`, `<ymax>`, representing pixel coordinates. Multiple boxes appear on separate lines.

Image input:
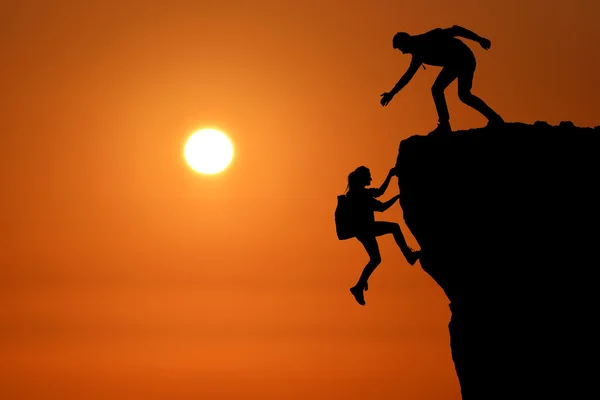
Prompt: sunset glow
<box><xmin>3</xmin><ymin>1</ymin><xmax>599</xmax><ymax>399</ymax></box>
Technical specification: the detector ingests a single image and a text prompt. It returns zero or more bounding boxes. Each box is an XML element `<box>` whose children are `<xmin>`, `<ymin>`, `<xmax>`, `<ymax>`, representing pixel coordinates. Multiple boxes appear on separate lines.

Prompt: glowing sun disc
<box><xmin>184</xmin><ymin>128</ymin><xmax>234</xmax><ymax>174</ymax></box>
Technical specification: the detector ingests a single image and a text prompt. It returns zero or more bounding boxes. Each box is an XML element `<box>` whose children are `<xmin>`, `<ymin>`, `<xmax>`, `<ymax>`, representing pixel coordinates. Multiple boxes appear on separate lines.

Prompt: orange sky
<box><xmin>1</xmin><ymin>1</ymin><xmax>598</xmax><ymax>399</ymax></box>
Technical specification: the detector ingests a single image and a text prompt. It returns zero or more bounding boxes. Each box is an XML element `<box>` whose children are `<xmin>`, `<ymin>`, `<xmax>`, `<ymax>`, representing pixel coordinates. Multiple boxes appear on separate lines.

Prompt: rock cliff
<box><xmin>396</xmin><ymin>121</ymin><xmax>600</xmax><ymax>399</ymax></box>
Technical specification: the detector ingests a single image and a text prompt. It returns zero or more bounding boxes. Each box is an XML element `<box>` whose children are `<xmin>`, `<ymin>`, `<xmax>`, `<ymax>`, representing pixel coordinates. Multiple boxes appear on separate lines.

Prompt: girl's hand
<box><xmin>389</xmin><ymin>167</ymin><xmax>397</xmax><ymax>177</ymax></box>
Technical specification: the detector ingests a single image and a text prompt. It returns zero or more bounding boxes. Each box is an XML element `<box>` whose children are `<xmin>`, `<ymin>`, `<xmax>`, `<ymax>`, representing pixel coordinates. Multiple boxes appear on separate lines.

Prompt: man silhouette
<box><xmin>380</xmin><ymin>25</ymin><xmax>504</xmax><ymax>135</ymax></box>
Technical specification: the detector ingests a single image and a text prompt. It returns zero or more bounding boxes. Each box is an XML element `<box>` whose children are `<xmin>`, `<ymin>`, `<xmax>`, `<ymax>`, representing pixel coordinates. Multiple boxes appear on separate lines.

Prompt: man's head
<box><xmin>392</xmin><ymin>32</ymin><xmax>411</xmax><ymax>53</ymax></box>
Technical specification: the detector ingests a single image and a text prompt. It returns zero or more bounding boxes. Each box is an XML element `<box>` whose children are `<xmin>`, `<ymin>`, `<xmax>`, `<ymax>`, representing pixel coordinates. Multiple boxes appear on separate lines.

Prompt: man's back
<box><xmin>411</xmin><ymin>28</ymin><xmax>474</xmax><ymax>67</ymax></box>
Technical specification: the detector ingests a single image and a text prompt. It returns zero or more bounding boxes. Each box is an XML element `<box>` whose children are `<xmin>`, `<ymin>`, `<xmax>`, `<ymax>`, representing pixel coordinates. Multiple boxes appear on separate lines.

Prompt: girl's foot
<box><xmin>350</xmin><ymin>285</ymin><xmax>366</xmax><ymax>306</ymax></box>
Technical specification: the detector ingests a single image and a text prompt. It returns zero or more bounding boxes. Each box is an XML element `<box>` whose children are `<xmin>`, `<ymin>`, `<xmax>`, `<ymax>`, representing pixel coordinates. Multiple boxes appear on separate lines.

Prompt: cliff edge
<box><xmin>396</xmin><ymin>121</ymin><xmax>600</xmax><ymax>399</ymax></box>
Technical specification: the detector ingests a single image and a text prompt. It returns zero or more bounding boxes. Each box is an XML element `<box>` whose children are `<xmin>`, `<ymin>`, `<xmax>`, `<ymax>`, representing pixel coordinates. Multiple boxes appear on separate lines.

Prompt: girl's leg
<box><xmin>355</xmin><ymin>235</ymin><xmax>382</xmax><ymax>289</ymax></box>
<box><xmin>350</xmin><ymin>235</ymin><xmax>381</xmax><ymax>306</ymax></box>
<box><xmin>372</xmin><ymin>221</ymin><xmax>420</xmax><ymax>266</ymax></box>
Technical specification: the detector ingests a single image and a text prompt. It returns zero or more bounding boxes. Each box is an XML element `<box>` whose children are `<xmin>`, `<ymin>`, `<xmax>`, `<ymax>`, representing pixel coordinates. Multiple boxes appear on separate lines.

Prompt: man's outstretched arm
<box><xmin>380</xmin><ymin>58</ymin><xmax>421</xmax><ymax>106</ymax></box>
<box><xmin>446</xmin><ymin>25</ymin><xmax>491</xmax><ymax>49</ymax></box>
<box><xmin>390</xmin><ymin>58</ymin><xmax>421</xmax><ymax>95</ymax></box>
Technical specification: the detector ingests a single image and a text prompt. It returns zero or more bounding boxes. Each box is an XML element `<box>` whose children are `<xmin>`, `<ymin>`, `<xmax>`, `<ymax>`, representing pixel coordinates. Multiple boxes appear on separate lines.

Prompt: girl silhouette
<box><xmin>345</xmin><ymin>166</ymin><xmax>420</xmax><ymax>305</ymax></box>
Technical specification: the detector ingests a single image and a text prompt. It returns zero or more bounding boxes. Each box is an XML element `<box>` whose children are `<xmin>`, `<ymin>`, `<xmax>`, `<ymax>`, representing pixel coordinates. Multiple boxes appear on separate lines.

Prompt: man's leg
<box><xmin>457</xmin><ymin>63</ymin><xmax>504</xmax><ymax>126</ymax></box>
<box><xmin>431</xmin><ymin>66</ymin><xmax>458</xmax><ymax>133</ymax></box>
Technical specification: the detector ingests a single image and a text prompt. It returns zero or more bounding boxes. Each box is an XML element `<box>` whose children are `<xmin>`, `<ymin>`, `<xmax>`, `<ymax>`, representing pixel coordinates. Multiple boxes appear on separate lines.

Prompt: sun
<box><xmin>184</xmin><ymin>128</ymin><xmax>234</xmax><ymax>175</ymax></box>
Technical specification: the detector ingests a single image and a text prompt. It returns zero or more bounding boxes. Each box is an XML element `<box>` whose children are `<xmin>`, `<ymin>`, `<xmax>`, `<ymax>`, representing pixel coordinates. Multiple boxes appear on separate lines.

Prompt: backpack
<box><xmin>335</xmin><ymin>194</ymin><xmax>354</xmax><ymax>240</ymax></box>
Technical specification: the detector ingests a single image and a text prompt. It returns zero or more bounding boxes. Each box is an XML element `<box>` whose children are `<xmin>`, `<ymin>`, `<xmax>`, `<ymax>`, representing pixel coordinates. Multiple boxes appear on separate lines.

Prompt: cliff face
<box><xmin>396</xmin><ymin>122</ymin><xmax>600</xmax><ymax>399</ymax></box>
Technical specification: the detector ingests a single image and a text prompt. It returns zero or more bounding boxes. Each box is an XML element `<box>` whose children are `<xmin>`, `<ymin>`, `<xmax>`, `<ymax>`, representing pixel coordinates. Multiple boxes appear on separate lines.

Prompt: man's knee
<box><xmin>458</xmin><ymin>88</ymin><xmax>473</xmax><ymax>103</ymax></box>
<box><xmin>369</xmin><ymin>254</ymin><xmax>382</xmax><ymax>266</ymax></box>
<box><xmin>431</xmin><ymin>84</ymin><xmax>446</xmax><ymax>97</ymax></box>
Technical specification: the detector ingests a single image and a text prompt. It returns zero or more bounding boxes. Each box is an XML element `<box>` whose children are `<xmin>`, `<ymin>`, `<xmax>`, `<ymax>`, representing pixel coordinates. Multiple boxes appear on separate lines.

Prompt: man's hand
<box><xmin>479</xmin><ymin>37</ymin><xmax>491</xmax><ymax>50</ymax></box>
<box><xmin>380</xmin><ymin>92</ymin><xmax>395</xmax><ymax>106</ymax></box>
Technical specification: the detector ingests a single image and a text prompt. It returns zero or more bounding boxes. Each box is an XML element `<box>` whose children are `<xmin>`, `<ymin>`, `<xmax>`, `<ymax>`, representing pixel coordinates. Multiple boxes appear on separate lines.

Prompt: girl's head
<box><xmin>347</xmin><ymin>166</ymin><xmax>372</xmax><ymax>192</ymax></box>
